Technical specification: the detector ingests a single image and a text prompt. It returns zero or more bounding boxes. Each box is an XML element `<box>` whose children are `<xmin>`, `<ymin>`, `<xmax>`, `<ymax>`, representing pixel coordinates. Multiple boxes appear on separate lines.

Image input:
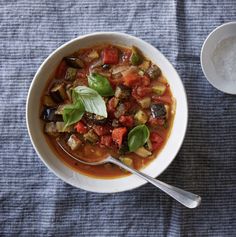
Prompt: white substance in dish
<box><xmin>212</xmin><ymin>36</ymin><xmax>236</xmax><ymax>82</ymax></box>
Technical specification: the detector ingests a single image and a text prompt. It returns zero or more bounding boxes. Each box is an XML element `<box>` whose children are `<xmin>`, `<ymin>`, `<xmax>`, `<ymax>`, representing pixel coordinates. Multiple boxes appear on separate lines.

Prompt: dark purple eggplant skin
<box><xmin>84</xmin><ymin>113</ymin><xmax>108</xmax><ymax>125</ymax></box>
<box><xmin>64</xmin><ymin>57</ymin><xmax>84</xmax><ymax>68</ymax></box>
<box><xmin>50</xmin><ymin>90</ymin><xmax>64</xmax><ymax>103</ymax></box>
<box><xmin>150</xmin><ymin>104</ymin><xmax>166</xmax><ymax>118</ymax></box>
<box><xmin>40</xmin><ymin>107</ymin><xmax>63</xmax><ymax>122</ymax></box>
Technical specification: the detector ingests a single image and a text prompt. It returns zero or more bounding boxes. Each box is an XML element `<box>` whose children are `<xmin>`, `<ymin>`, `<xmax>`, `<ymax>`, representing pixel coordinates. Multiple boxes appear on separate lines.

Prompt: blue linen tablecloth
<box><xmin>1</xmin><ymin>0</ymin><xmax>236</xmax><ymax>236</ymax></box>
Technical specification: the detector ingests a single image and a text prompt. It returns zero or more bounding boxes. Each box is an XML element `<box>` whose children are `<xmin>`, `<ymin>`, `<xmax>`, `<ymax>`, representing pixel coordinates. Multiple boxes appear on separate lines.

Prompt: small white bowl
<box><xmin>26</xmin><ymin>32</ymin><xmax>188</xmax><ymax>193</ymax></box>
<box><xmin>201</xmin><ymin>22</ymin><xmax>236</xmax><ymax>94</ymax></box>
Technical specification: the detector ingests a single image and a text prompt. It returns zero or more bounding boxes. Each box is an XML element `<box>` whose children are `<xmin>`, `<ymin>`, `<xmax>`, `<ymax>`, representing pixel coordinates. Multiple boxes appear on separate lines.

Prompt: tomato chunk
<box><xmin>75</xmin><ymin>121</ymin><xmax>87</xmax><ymax>134</ymax></box>
<box><xmin>102</xmin><ymin>47</ymin><xmax>119</xmax><ymax>64</ymax></box>
<box><xmin>93</xmin><ymin>125</ymin><xmax>110</xmax><ymax>136</ymax></box>
<box><xmin>123</xmin><ymin>72</ymin><xmax>140</xmax><ymax>87</ymax></box>
<box><xmin>100</xmin><ymin>135</ymin><xmax>113</xmax><ymax>147</ymax></box>
<box><xmin>152</xmin><ymin>95</ymin><xmax>172</xmax><ymax>104</ymax></box>
<box><xmin>55</xmin><ymin>60</ymin><xmax>67</xmax><ymax>78</ymax></box>
<box><xmin>150</xmin><ymin>132</ymin><xmax>163</xmax><ymax>151</ymax></box>
<box><xmin>119</xmin><ymin>115</ymin><xmax>134</xmax><ymax>128</ymax></box>
<box><xmin>112</xmin><ymin>127</ymin><xmax>127</xmax><ymax>147</ymax></box>
<box><xmin>148</xmin><ymin>117</ymin><xmax>165</xmax><ymax>127</ymax></box>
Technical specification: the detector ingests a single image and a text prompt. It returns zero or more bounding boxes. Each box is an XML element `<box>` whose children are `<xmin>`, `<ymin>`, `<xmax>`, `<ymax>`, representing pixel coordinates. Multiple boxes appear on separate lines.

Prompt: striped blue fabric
<box><xmin>1</xmin><ymin>0</ymin><xmax>236</xmax><ymax>236</ymax></box>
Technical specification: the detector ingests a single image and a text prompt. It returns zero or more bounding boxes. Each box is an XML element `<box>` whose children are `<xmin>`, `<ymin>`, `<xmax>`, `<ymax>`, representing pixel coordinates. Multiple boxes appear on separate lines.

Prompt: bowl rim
<box><xmin>200</xmin><ymin>21</ymin><xmax>236</xmax><ymax>94</ymax></box>
<box><xmin>26</xmin><ymin>32</ymin><xmax>188</xmax><ymax>193</ymax></box>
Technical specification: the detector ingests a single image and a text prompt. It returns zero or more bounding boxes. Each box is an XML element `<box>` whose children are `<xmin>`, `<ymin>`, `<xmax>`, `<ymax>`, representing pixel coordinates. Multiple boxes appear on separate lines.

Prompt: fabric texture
<box><xmin>1</xmin><ymin>0</ymin><xmax>236</xmax><ymax>236</ymax></box>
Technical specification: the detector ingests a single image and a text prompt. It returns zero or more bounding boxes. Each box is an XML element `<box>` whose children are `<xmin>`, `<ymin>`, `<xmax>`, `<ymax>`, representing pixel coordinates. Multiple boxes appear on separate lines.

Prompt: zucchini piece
<box><xmin>50</xmin><ymin>83</ymin><xmax>67</xmax><ymax>102</ymax></box>
<box><xmin>67</xmin><ymin>134</ymin><xmax>82</xmax><ymax>151</ymax></box>
<box><xmin>139</xmin><ymin>60</ymin><xmax>150</xmax><ymax>71</ymax></box>
<box><xmin>44</xmin><ymin>122</ymin><xmax>58</xmax><ymax>136</ymax></box>
<box><xmin>147</xmin><ymin>65</ymin><xmax>162</xmax><ymax>79</ymax></box>
<box><xmin>119</xmin><ymin>157</ymin><xmax>133</xmax><ymax>167</ymax></box>
<box><xmin>64</xmin><ymin>57</ymin><xmax>84</xmax><ymax>68</ymax></box>
<box><xmin>130</xmin><ymin>46</ymin><xmax>143</xmax><ymax>66</ymax></box>
<box><xmin>88</xmin><ymin>50</ymin><xmax>99</xmax><ymax>59</ymax></box>
<box><xmin>134</xmin><ymin>146</ymin><xmax>152</xmax><ymax>157</ymax></box>
<box><xmin>134</xmin><ymin>110</ymin><xmax>148</xmax><ymax>124</ymax></box>
<box><xmin>65</xmin><ymin>67</ymin><xmax>77</xmax><ymax>81</ymax></box>
<box><xmin>152</xmin><ymin>83</ymin><xmax>166</xmax><ymax>95</ymax></box>
<box><xmin>84</xmin><ymin>130</ymin><xmax>99</xmax><ymax>143</ymax></box>
<box><xmin>138</xmin><ymin>97</ymin><xmax>151</xmax><ymax>109</ymax></box>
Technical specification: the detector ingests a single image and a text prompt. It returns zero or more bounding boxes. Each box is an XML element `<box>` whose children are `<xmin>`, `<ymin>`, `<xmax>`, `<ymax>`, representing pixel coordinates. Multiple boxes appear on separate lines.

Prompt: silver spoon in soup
<box><xmin>57</xmin><ymin>138</ymin><xmax>201</xmax><ymax>208</ymax></box>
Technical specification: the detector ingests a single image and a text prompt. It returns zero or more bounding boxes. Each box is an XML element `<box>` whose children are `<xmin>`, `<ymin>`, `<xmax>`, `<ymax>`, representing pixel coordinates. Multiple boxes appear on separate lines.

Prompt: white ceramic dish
<box><xmin>201</xmin><ymin>22</ymin><xmax>236</xmax><ymax>94</ymax></box>
<box><xmin>26</xmin><ymin>32</ymin><xmax>188</xmax><ymax>193</ymax></box>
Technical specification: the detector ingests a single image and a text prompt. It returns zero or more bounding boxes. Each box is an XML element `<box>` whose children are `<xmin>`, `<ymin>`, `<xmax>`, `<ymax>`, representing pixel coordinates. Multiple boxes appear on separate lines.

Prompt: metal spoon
<box><xmin>57</xmin><ymin>139</ymin><xmax>201</xmax><ymax>208</ymax></box>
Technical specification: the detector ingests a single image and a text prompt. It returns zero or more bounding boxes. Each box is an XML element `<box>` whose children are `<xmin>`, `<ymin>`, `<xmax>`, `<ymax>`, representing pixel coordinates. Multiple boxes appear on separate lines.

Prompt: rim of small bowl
<box><xmin>200</xmin><ymin>21</ymin><xmax>236</xmax><ymax>94</ymax></box>
<box><xmin>26</xmin><ymin>32</ymin><xmax>188</xmax><ymax>193</ymax></box>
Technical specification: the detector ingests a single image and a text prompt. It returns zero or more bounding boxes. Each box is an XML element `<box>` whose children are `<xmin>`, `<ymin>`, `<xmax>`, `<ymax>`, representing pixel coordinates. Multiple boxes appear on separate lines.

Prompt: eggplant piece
<box><xmin>102</xmin><ymin>64</ymin><xmax>110</xmax><ymax>70</ymax></box>
<box><xmin>43</xmin><ymin>95</ymin><xmax>56</xmax><ymax>107</ymax></box>
<box><xmin>85</xmin><ymin>113</ymin><xmax>108</xmax><ymax>125</ymax></box>
<box><xmin>41</xmin><ymin>107</ymin><xmax>63</xmax><ymax>122</ymax></box>
<box><xmin>50</xmin><ymin>83</ymin><xmax>67</xmax><ymax>103</ymax></box>
<box><xmin>112</xmin><ymin>119</ymin><xmax>119</xmax><ymax>127</ymax></box>
<box><xmin>150</xmin><ymin>104</ymin><xmax>166</xmax><ymax>119</ymax></box>
<box><xmin>64</xmin><ymin>57</ymin><xmax>84</xmax><ymax>68</ymax></box>
<box><xmin>114</xmin><ymin>85</ymin><xmax>131</xmax><ymax>100</ymax></box>
<box><xmin>65</xmin><ymin>67</ymin><xmax>77</xmax><ymax>81</ymax></box>
<box><xmin>146</xmin><ymin>65</ymin><xmax>162</xmax><ymax>79</ymax></box>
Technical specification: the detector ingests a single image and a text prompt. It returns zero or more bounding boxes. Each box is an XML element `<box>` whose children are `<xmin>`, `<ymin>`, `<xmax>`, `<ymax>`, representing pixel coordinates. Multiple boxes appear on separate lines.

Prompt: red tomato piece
<box><xmin>148</xmin><ymin>118</ymin><xmax>165</xmax><ymax>127</ymax></box>
<box><xmin>55</xmin><ymin>60</ymin><xmax>67</xmax><ymax>78</ymax></box>
<box><xmin>107</xmin><ymin>97</ymin><xmax>118</xmax><ymax>113</ymax></box>
<box><xmin>93</xmin><ymin>125</ymin><xmax>110</xmax><ymax>136</ymax></box>
<box><xmin>74</xmin><ymin>121</ymin><xmax>87</xmax><ymax>134</ymax></box>
<box><xmin>100</xmin><ymin>135</ymin><xmax>113</xmax><ymax>147</ymax></box>
<box><xmin>102</xmin><ymin>47</ymin><xmax>119</xmax><ymax>64</ymax></box>
<box><xmin>119</xmin><ymin>115</ymin><xmax>134</xmax><ymax>128</ymax></box>
<box><xmin>152</xmin><ymin>95</ymin><xmax>172</xmax><ymax>104</ymax></box>
<box><xmin>150</xmin><ymin>132</ymin><xmax>163</xmax><ymax>150</ymax></box>
<box><xmin>112</xmin><ymin>127</ymin><xmax>127</xmax><ymax>147</ymax></box>
<box><xmin>123</xmin><ymin>72</ymin><xmax>140</xmax><ymax>87</ymax></box>
<box><xmin>142</xmin><ymin>75</ymin><xmax>151</xmax><ymax>86</ymax></box>
<box><xmin>136</xmin><ymin>86</ymin><xmax>152</xmax><ymax>97</ymax></box>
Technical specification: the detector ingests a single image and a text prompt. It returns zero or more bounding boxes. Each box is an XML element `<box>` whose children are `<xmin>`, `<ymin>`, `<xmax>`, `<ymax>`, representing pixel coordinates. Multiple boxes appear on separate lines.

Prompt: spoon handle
<box><xmin>108</xmin><ymin>157</ymin><xmax>201</xmax><ymax>208</ymax></box>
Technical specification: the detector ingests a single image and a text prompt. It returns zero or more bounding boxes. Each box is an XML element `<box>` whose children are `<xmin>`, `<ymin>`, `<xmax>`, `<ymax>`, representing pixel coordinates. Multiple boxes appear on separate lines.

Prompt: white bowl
<box><xmin>201</xmin><ymin>22</ymin><xmax>236</xmax><ymax>94</ymax></box>
<box><xmin>26</xmin><ymin>32</ymin><xmax>188</xmax><ymax>193</ymax></box>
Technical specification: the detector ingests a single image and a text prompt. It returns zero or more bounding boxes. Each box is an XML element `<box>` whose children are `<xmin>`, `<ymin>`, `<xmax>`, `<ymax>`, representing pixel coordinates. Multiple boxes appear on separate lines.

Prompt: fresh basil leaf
<box><xmin>62</xmin><ymin>100</ymin><xmax>84</xmax><ymax>128</ymax></box>
<box><xmin>128</xmin><ymin>125</ymin><xmax>150</xmax><ymax>152</ymax></box>
<box><xmin>73</xmin><ymin>86</ymin><xmax>107</xmax><ymax>118</ymax></box>
<box><xmin>88</xmin><ymin>73</ymin><xmax>114</xmax><ymax>96</ymax></box>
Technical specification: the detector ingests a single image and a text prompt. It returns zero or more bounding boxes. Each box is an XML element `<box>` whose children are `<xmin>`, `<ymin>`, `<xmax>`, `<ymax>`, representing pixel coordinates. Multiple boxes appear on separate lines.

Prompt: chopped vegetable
<box><xmin>65</xmin><ymin>67</ymin><xmax>77</xmax><ymax>81</ymax></box>
<box><xmin>44</xmin><ymin>122</ymin><xmax>58</xmax><ymax>136</ymax></box>
<box><xmin>112</xmin><ymin>119</ymin><xmax>119</xmax><ymax>127</ymax></box>
<box><xmin>84</xmin><ymin>130</ymin><xmax>99</xmax><ymax>143</ymax></box>
<box><xmin>50</xmin><ymin>83</ymin><xmax>67</xmax><ymax>102</ymax></box>
<box><xmin>130</xmin><ymin>46</ymin><xmax>143</xmax><ymax>65</ymax></box>
<box><xmin>150</xmin><ymin>104</ymin><xmax>166</xmax><ymax>118</ymax></box>
<box><xmin>139</xmin><ymin>60</ymin><xmax>150</xmax><ymax>71</ymax></box>
<box><xmin>102</xmin><ymin>47</ymin><xmax>119</xmax><ymax>64</ymax></box>
<box><xmin>56</xmin><ymin>122</ymin><xmax>73</xmax><ymax>132</ymax></box>
<box><xmin>93</xmin><ymin>125</ymin><xmax>110</xmax><ymax>136</ymax></box>
<box><xmin>119</xmin><ymin>157</ymin><xmax>133</xmax><ymax>167</ymax></box>
<box><xmin>114</xmin><ymin>85</ymin><xmax>130</xmax><ymax>100</ymax></box>
<box><xmin>100</xmin><ymin>135</ymin><xmax>113</xmax><ymax>147</ymax></box>
<box><xmin>43</xmin><ymin>95</ymin><xmax>56</xmax><ymax>107</ymax></box>
<box><xmin>134</xmin><ymin>110</ymin><xmax>148</xmax><ymax>124</ymax></box>
<box><xmin>107</xmin><ymin>97</ymin><xmax>119</xmax><ymax>113</ymax></box>
<box><xmin>114</xmin><ymin>103</ymin><xmax>127</xmax><ymax>119</ymax></box>
<box><xmin>88</xmin><ymin>50</ymin><xmax>99</xmax><ymax>60</ymax></box>
<box><xmin>152</xmin><ymin>83</ymin><xmax>167</xmax><ymax>95</ymax></box>
<box><xmin>64</xmin><ymin>57</ymin><xmax>84</xmax><ymax>68</ymax></box>
<box><xmin>119</xmin><ymin>115</ymin><xmax>134</xmax><ymax>128</ymax></box>
<box><xmin>150</xmin><ymin>132</ymin><xmax>163</xmax><ymax>150</ymax></box>
<box><xmin>123</xmin><ymin>71</ymin><xmax>140</xmax><ymax>87</ymax></box>
<box><xmin>134</xmin><ymin>146</ymin><xmax>152</xmax><ymax>157</ymax></box>
<box><xmin>41</xmin><ymin>108</ymin><xmax>63</xmax><ymax>122</ymax></box>
<box><xmin>146</xmin><ymin>65</ymin><xmax>162</xmax><ymax>79</ymax></box>
<box><xmin>138</xmin><ymin>97</ymin><xmax>151</xmax><ymax>109</ymax></box>
<box><xmin>112</xmin><ymin>127</ymin><xmax>127</xmax><ymax>147</ymax></box>
<box><xmin>74</xmin><ymin>121</ymin><xmax>87</xmax><ymax>134</ymax></box>
<box><xmin>67</xmin><ymin>134</ymin><xmax>82</xmax><ymax>151</ymax></box>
